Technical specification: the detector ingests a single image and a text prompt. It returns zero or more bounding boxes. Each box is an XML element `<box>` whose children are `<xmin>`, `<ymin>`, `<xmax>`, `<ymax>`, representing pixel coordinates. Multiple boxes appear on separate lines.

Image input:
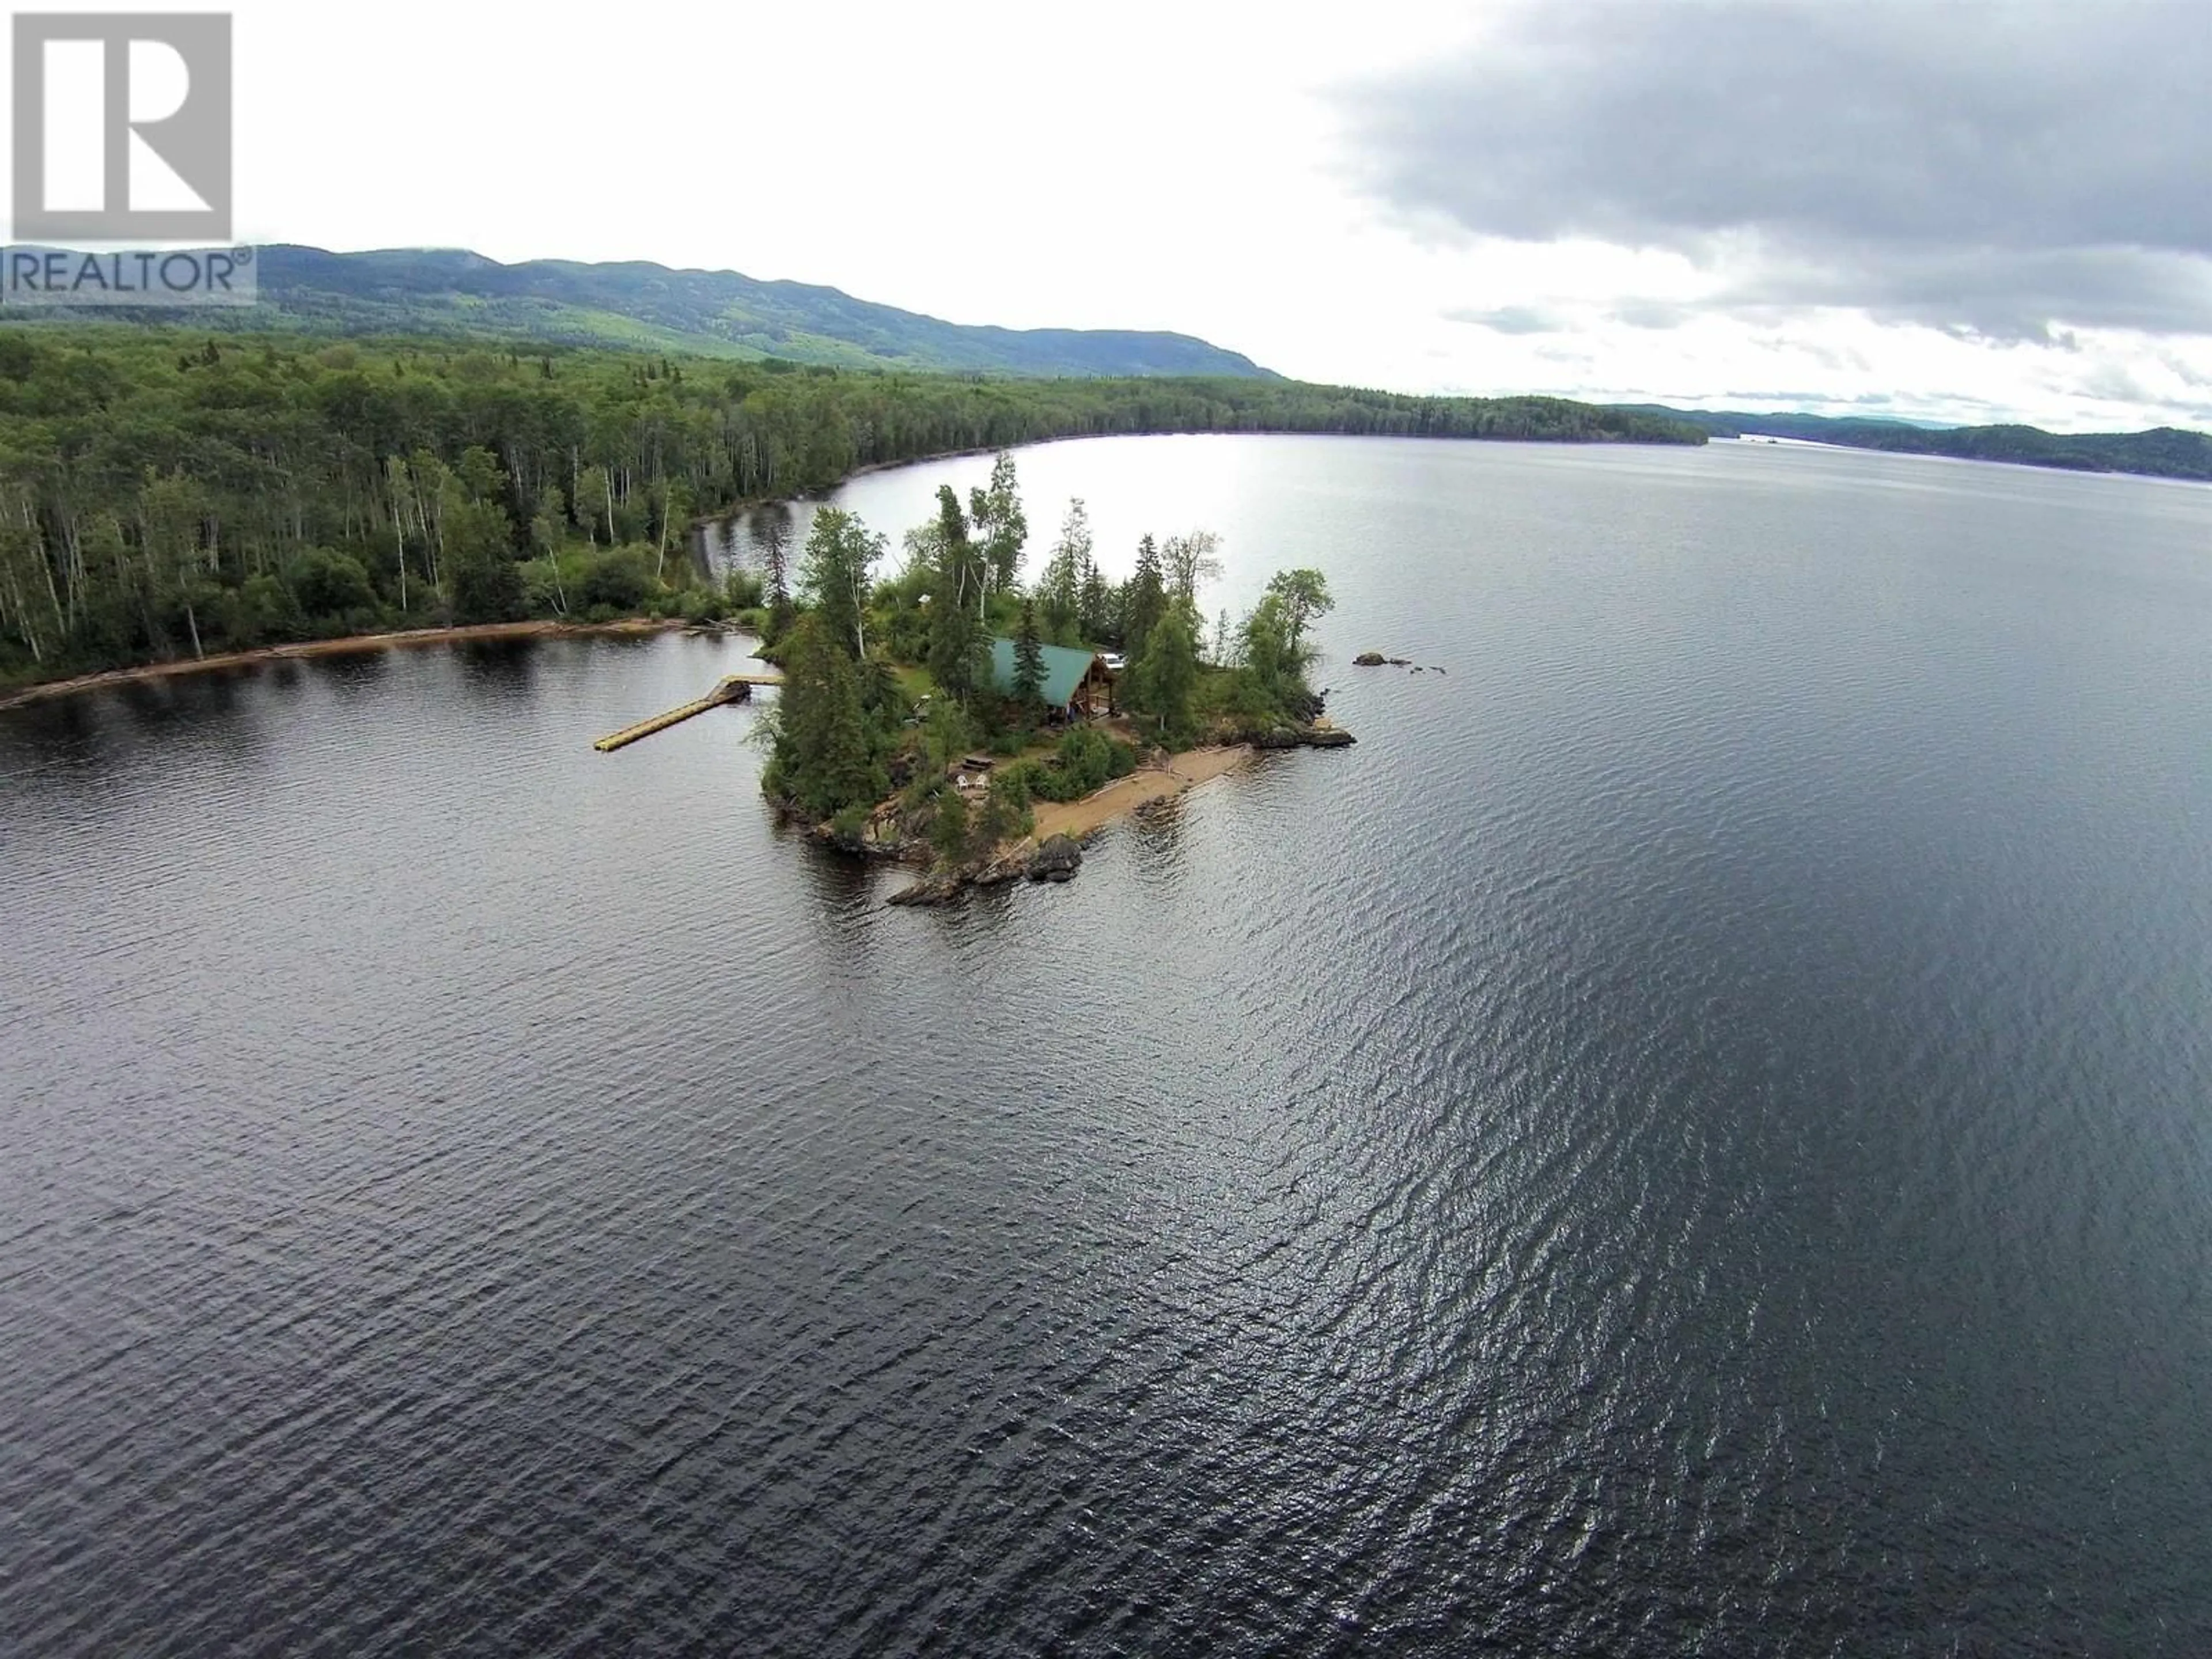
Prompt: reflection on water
<box><xmin>697</xmin><ymin>498</ymin><xmax>801</xmax><ymax>578</ymax></box>
<box><xmin>6</xmin><ymin>436</ymin><xmax>2212</xmax><ymax>1655</ymax></box>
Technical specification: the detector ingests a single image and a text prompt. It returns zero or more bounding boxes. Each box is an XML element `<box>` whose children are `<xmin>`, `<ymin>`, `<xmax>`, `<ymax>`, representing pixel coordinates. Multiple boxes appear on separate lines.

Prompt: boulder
<box><xmin>1250</xmin><ymin>722</ymin><xmax>1357</xmax><ymax>749</ymax></box>
<box><xmin>888</xmin><ymin>873</ymin><xmax>963</xmax><ymax>907</ymax></box>
<box><xmin>1353</xmin><ymin>650</ymin><xmax>1387</xmax><ymax>666</ymax></box>
<box><xmin>1027</xmin><ymin>834</ymin><xmax>1084</xmax><ymax>883</ymax></box>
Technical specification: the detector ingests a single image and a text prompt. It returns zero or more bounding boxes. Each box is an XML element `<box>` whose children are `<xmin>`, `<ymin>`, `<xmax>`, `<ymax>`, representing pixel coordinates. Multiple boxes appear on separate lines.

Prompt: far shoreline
<box><xmin>0</xmin><ymin>617</ymin><xmax>701</xmax><ymax>714</ymax></box>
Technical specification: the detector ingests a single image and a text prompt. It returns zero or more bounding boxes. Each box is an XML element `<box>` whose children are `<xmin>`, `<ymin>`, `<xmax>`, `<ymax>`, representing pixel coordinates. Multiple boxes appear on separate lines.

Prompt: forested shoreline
<box><xmin>0</xmin><ymin>327</ymin><xmax>1702</xmax><ymax>688</ymax></box>
<box><xmin>752</xmin><ymin>449</ymin><xmax>1345</xmax><ymax>891</ymax></box>
<box><xmin>1628</xmin><ymin>404</ymin><xmax>2212</xmax><ymax>480</ymax></box>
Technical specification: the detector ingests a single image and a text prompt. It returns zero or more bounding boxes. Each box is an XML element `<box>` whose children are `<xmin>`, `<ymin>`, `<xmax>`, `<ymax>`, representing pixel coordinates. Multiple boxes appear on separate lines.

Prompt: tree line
<box><xmin>0</xmin><ymin>327</ymin><xmax>1695</xmax><ymax>685</ymax></box>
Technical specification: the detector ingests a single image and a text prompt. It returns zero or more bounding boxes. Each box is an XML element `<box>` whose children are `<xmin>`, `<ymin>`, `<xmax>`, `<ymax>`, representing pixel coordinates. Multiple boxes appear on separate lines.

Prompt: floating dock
<box><xmin>593</xmin><ymin>673</ymin><xmax>782</xmax><ymax>752</ymax></box>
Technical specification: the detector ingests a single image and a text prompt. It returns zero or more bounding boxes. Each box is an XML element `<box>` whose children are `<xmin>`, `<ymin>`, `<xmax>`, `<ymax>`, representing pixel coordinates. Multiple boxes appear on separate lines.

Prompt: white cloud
<box><xmin>7</xmin><ymin>0</ymin><xmax>2206</xmax><ymax>431</ymax></box>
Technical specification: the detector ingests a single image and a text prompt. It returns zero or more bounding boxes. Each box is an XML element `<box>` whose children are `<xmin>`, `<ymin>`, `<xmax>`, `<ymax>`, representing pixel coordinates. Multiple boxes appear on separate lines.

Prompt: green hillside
<box><xmin>14</xmin><ymin>245</ymin><xmax>1281</xmax><ymax>380</ymax></box>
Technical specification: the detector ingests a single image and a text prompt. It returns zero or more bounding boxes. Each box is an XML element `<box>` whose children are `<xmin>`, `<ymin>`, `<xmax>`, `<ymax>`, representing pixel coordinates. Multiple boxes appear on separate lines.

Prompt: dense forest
<box><xmin>1630</xmin><ymin>405</ymin><xmax>2212</xmax><ymax>481</ymax></box>
<box><xmin>0</xmin><ymin>328</ymin><xmax>1702</xmax><ymax>686</ymax></box>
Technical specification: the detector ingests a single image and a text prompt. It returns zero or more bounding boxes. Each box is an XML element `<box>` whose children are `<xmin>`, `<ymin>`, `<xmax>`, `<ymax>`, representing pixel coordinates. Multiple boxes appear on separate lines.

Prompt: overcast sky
<box><xmin>13</xmin><ymin>0</ymin><xmax>2210</xmax><ymax>431</ymax></box>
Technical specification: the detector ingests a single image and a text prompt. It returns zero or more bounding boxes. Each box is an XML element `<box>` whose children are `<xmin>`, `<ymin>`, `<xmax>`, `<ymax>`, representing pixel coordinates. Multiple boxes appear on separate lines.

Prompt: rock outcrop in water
<box><xmin>1248</xmin><ymin>722</ymin><xmax>1356</xmax><ymax>749</ymax></box>
<box><xmin>1352</xmin><ymin>649</ymin><xmax>1445</xmax><ymax>673</ymax></box>
<box><xmin>885</xmin><ymin>872</ymin><xmax>963</xmax><ymax>907</ymax></box>
<box><xmin>887</xmin><ymin>831</ymin><xmax>1083</xmax><ymax>904</ymax></box>
<box><xmin>1027</xmin><ymin>835</ymin><xmax>1083</xmax><ymax>882</ymax></box>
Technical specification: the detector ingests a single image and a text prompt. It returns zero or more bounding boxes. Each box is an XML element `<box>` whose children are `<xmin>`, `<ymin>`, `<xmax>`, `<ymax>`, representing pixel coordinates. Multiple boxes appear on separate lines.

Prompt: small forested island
<box><xmin>0</xmin><ymin>327</ymin><xmax>1701</xmax><ymax>698</ymax></box>
<box><xmin>751</xmin><ymin>454</ymin><xmax>1350</xmax><ymax>903</ymax></box>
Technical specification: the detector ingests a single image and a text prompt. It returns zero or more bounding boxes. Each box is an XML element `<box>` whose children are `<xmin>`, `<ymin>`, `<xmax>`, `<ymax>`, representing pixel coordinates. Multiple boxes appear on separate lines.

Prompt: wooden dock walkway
<box><xmin>592</xmin><ymin>673</ymin><xmax>783</xmax><ymax>752</ymax></box>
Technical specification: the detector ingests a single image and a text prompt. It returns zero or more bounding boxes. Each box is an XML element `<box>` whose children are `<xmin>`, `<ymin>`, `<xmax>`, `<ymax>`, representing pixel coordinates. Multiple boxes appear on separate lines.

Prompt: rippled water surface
<box><xmin>6</xmin><ymin>437</ymin><xmax>2211</xmax><ymax>1654</ymax></box>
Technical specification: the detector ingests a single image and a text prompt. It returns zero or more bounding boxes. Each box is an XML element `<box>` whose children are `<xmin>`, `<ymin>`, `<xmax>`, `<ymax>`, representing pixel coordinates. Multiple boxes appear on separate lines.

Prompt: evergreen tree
<box><xmin>817</xmin><ymin>658</ymin><xmax>882</xmax><ymax>813</ymax></box>
<box><xmin>926</xmin><ymin>486</ymin><xmax>986</xmax><ymax>700</ymax></box>
<box><xmin>1123</xmin><ymin>534</ymin><xmax>1167</xmax><ymax>660</ymax></box>
<box><xmin>1036</xmin><ymin>497</ymin><xmax>1089</xmax><ymax>643</ymax></box>
<box><xmin>971</xmin><ymin>781</ymin><xmax>1022</xmax><ymax>852</ymax></box>
<box><xmin>756</xmin><ymin>506</ymin><xmax>795</xmax><ymax>645</ymax></box>
<box><xmin>1012</xmin><ymin>597</ymin><xmax>1047</xmax><ymax>710</ymax></box>
<box><xmin>929</xmin><ymin>787</ymin><xmax>971</xmax><ymax>867</ymax></box>
<box><xmin>769</xmin><ymin>614</ymin><xmax>888</xmax><ymax>819</ymax></box>
<box><xmin>1077</xmin><ymin>553</ymin><xmax>1113</xmax><ymax>647</ymax></box>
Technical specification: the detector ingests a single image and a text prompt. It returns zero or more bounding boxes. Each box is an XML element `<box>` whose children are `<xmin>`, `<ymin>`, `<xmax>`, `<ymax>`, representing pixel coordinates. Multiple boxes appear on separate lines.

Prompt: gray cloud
<box><xmin>2077</xmin><ymin>363</ymin><xmax>2153</xmax><ymax>404</ymax></box>
<box><xmin>1609</xmin><ymin>300</ymin><xmax>1695</xmax><ymax>330</ymax></box>
<box><xmin>2157</xmin><ymin>353</ymin><xmax>2212</xmax><ymax>389</ymax></box>
<box><xmin>1442</xmin><ymin>304</ymin><xmax>1562</xmax><ymax>333</ymax></box>
<box><xmin>1342</xmin><ymin>2</ymin><xmax>2212</xmax><ymax>338</ymax></box>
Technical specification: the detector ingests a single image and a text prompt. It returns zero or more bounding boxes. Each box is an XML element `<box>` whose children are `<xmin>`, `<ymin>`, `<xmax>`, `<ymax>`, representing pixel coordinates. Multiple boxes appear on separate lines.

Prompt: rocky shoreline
<box><xmin>775</xmin><ymin>720</ymin><xmax>1354</xmax><ymax>906</ymax></box>
<box><xmin>873</xmin><ymin>723</ymin><xmax>1355</xmax><ymax>907</ymax></box>
<box><xmin>887</xmin><ymin>832</ymin><xmax>1086</xmax><ymax>906</ymax></box>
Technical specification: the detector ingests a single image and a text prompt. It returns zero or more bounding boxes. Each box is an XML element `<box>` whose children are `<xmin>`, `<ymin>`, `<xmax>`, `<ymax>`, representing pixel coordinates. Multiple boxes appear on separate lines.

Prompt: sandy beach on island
<box><xmin>1027</xmin><ymin>744</ymin><xmax>1253</xmax><ymax>844</ymax></box>
<box><xmin>0</xmin><ymin>618</ymin><xmax>694</xmax><ymax>713</ymax></box>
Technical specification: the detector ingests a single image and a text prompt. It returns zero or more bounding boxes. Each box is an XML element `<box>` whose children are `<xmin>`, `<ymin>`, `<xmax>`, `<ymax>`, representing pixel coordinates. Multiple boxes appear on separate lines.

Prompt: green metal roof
<box><xmin>985</xmin><ymin>637</ymin><xmax>1103</xmax><ymax>707</ymax></box>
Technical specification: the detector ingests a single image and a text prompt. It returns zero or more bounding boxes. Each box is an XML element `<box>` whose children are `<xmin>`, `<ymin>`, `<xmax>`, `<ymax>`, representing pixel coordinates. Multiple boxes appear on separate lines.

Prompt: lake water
<box><xmin>5</xmin><ymin>435</ymin><xmax>2210</xmax><ymax>1654</ymax></box>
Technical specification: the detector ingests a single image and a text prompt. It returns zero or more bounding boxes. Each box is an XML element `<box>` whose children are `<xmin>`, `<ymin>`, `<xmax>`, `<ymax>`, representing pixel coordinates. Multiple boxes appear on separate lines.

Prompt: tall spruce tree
<box><xmin>929</xmin><ymin>787</ymin><xmax>970</xmax><ymax>867</ymax></box>
<box><xmin>1012</xmin><ymin>597</ymin><xmax>1047</xmax><ymax>710</ymax></box>
<box><xmin>1037</xmin><ymin>497</ymin><xmax>1089</xmax><ymax>643</ymax></box>
<box><xmin>926</xmin><ymin>486</ymin><xmax>986</xmax><ymax>700</ymax></box>
<box><xmin>757</xmin><ymin>506</ymin><xmax>795</xmax><ymax>645</ymax></box>
<box><xmin>1077</xmin><ymin>553</ymin><xmax>1113</xmax><ymax>647</ymax></box>
<box><xmin>1123</xmin><ymin>535</ymin><xmax>1167</xmax><ymax>659</ymax></box>
<box><xmin>771</xmin><ymin>613</ymin><xmax>887</xmax><ymax>819</ymax></box>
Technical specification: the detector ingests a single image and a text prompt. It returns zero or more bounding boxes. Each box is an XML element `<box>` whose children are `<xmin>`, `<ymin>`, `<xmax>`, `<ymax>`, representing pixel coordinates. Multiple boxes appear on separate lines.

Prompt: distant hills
<box><xmin>118</xmin><ymin>245</ymin><xmax>1277</xmax><ymax>379</ymax></box>
<box><xmin>18</xmin><ymin>242</ymin><xmax>2205</xmax><ymax>482</ymax></box>
<box><xmin>1627</xmin><ymin>406</ymin><xmax>2212</xmax><ymax>483</ymax></box>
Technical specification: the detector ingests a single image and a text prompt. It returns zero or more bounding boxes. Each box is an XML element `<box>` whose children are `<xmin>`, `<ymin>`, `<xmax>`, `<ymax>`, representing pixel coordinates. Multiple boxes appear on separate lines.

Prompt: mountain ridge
<box><xmin>106</xmin><ymin>244</ymin><xmax>1282</xmax><ymax>380</ymax></box>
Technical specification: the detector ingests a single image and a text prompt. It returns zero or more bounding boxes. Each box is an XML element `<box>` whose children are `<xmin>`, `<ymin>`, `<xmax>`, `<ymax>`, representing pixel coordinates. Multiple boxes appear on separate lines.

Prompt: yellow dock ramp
<box><xmin>593</xmin><ymin>673</ymin><xmax>783</xmax><ymax>752</ymax></box>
